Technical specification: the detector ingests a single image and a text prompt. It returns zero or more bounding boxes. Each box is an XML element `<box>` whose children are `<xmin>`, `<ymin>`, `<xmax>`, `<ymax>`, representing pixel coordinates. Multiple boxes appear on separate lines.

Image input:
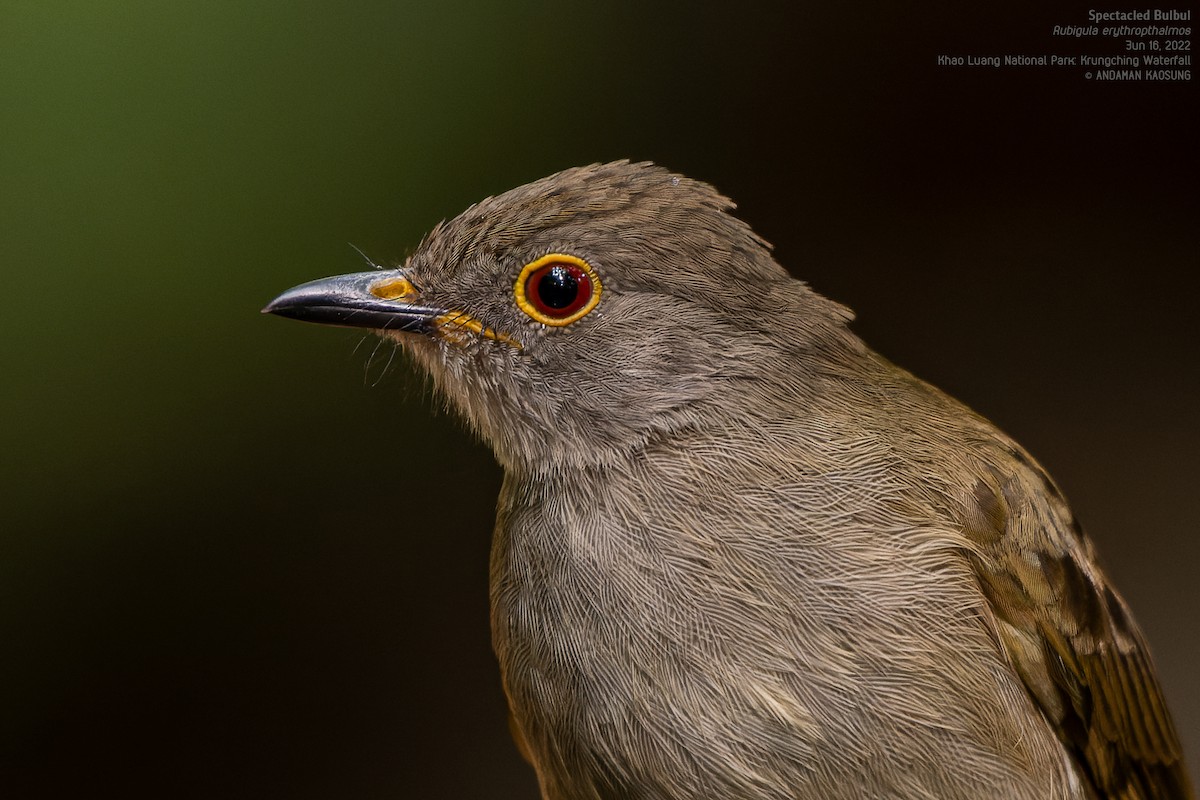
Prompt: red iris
<box><xmin>525</xmin><ymin>263</ymin><xmax>593</xmax><ymax>318</ymax></box>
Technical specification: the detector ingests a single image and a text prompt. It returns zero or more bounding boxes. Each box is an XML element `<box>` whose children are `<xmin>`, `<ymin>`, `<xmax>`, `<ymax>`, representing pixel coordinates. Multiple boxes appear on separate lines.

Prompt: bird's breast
<box><xmin>486</xmin><ymin>431</ymin><xmax>1075</xmax><ymax>798</ymax></box>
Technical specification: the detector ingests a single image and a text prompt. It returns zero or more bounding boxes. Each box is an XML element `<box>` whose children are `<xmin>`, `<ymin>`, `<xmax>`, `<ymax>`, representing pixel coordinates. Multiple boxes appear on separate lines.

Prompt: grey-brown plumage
<box><xmin>264</xmin><ymin>161</ymin><xmax>1191</xmax><ymax>799</ymax></box>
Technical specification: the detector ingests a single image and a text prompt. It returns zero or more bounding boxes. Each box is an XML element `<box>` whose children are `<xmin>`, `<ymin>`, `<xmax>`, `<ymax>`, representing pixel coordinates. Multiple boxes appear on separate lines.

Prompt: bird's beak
<box><xmin>262</xmin><ymin>270</ymin><xmax>445</xmax><ymax>333</ymax></box>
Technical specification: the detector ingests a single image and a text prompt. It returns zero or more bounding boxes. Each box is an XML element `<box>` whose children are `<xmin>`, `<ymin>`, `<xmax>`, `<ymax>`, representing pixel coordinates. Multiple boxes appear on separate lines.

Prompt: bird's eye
<box><xmin>514</xmin><ymin>254</ymin><xmax>602</xmax><ymax>326</ymax></box>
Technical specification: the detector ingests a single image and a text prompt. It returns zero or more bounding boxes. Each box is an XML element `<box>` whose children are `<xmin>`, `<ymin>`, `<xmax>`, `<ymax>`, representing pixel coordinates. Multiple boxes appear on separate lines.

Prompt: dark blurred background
<box><xmin>2</xmin><ymin>2</ymin><xmax>1195</xmax><ymax>797</ymax></box>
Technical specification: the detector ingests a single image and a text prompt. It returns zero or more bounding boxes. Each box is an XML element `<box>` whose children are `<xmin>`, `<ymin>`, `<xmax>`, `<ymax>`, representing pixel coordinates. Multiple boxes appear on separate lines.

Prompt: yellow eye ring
<box><xmin>514</xmin><ymin>254</ymin><xmax>602</xmax><ymax>326</ymax></box>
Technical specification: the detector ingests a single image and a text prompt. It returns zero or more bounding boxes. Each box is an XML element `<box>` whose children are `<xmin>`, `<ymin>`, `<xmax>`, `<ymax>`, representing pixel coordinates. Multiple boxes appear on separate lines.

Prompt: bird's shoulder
<box><xmin>955</xmin><ymin>438</ymin><xmax>1191</xmax><ymax>799</ymax></box>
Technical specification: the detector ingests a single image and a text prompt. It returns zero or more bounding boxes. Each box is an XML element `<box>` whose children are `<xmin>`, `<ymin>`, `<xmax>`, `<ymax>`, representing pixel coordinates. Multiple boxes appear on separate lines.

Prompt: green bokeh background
<box><xmin>3</xmin><ymin>2</ymin><xmax>1196</xmax><ymax>797</ymax></box>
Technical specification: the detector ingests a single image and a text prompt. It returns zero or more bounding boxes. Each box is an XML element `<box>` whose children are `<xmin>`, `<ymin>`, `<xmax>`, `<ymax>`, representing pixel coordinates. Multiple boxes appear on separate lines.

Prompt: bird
<box><xmin>264</xmin><ymin>161</ymin><xmax>1191</xmax><ymax>799</ymax></box>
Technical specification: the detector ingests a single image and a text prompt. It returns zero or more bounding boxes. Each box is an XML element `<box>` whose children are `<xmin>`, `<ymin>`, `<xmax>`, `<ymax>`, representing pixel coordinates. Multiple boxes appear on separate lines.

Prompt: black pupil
<box><xmin>537</xmin><ymin>266</ymin><xmax>579</xmax><ymax>310</ymax></box>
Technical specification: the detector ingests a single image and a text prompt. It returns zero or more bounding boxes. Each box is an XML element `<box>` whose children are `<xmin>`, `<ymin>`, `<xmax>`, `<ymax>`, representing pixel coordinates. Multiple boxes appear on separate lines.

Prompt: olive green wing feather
<box><xmin>962</xmin><ymin>449</ymin><xmax>1191</xmax><ymax>799</ymax></box>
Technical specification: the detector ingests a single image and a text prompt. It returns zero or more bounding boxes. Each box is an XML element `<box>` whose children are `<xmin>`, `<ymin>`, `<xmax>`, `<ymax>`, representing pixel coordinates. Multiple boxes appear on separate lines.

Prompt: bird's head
<box><xmin>265</xmin><ymin>161</ymin><xmax>855</xmax><ymax>473</ymax></box>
